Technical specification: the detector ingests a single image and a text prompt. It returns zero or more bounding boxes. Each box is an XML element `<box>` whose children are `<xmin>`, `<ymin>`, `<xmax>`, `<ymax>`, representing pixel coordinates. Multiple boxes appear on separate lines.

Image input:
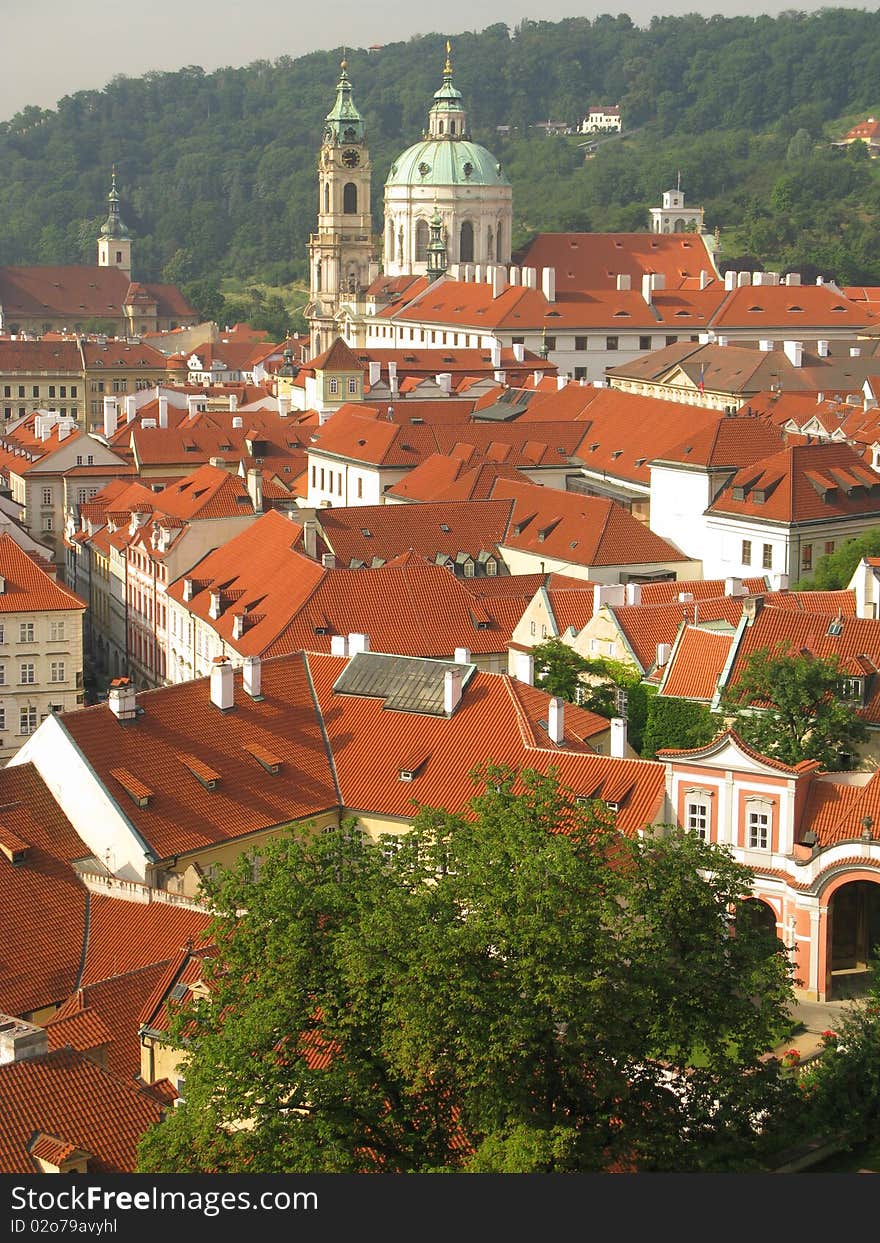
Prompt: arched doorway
<box><xmin>828</xmin><ymin>880</ymin><xmax>880</xmax><ymax>998</ymax></box>
<box><xmin>737</xmin><ymin>897</ymin><xmax>779</xmax><ymax>938</ymax></box>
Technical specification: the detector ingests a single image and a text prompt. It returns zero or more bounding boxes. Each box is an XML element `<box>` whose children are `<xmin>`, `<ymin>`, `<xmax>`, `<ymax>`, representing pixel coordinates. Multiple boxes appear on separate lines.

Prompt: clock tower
<box><xmin>307</xmin><ymin>61</ymin><xmax>377</xmax><ymax>357</ymax></box>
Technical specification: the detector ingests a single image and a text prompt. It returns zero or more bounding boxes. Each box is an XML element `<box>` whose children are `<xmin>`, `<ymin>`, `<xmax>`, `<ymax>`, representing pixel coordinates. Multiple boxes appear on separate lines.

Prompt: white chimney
<box><xmin>303</xmin><ymin>519</ymin><xmax>318</xmax><ymax>560</ymax></box>
<box><xmin>625</xmin><ymin>582</ymin><xmax>641</xmax><ymax>605</ymax></box>
<box><xmin>548</xmin><ymin>696</ymin><xmax>564</xmax><ymax>744</ymax></box>
<box><xmin>209</xmin><ymin>590</ymin><xmax>222</xmax><ymax>619</ymax></box>
<box><xmin>158</xmin><ymin>397</ymin><xmax>169</xmax><ymax>429</ymax></box>
<box><xmin>108</xmin><ymin>677</ymin><xmax>137</xmax><ymax>721</ymax></box>
<box><xmin>541</xmin><ymin>267</ymin><xmax>556</xmax><ymax>303</ymax></box>
<box><xmin>242</xmin><ymin>654</ymin><xmax>262</xmax><ymax>698</ymax></box>
<box><xmin>515</xmin><ymin>651</ymin><xmax>534</xmax><ymax>685</ymax></box>
<box><xmin>490</xmin><ymin>340</ymin><xmax>502</xmax><ymax>368</ymax></box>
<box><xmin>725</xmin><ymin>576</ymin><xmax>746</xmax><ymax>597</ymax></box>
<box><xmin>348</xmin><ymin>632</ymin><xmax>370</xmax><ymax>655</ymax></box>
<box><xmin>533</xmin><ymin>370</ymin><xmax>543</xmax><ymax>386</ymax></box>
<box><xmin>699</xmin><ymin>269</ymin><xmax>710</xmax><ymax>290</ymax></box>
<box><xmin>616</xmin><ymin>274</ymin><xmax>631</xmax><ymax>291</ymax></box>
<box><xmin>522</xmin><ymin>266</ymin><xmax>537</xmax><ymax>289</ymax></box>
<box><xmin>277</xmin><ymin>394</ymin><xmax>291</xmax><ymax>417</ymax></box>
<box><xmin>454</xmin><ymin>647</ymin><xmax>471</xmax><ymax>664</ymax></box>
<box><xmin>592</xmin><ymin>583</ymin><xmax>626</xmax><ymax>615</ymax></box>
<box><xmin>759</xmin><ymin>339</ymin><xmax>774</xmax><ymax>352</ymax></box>
<box><xmin>737</xmin><ymin>271</ymin><xmax>750</xmax><ymax>287</ymax></box>
<box><xmin>610</xmin><ymin>716</ymin><xmax>627</xmax><ymax>758</ymax></box>
<box><xmin>786</xmin><ymin>272</ymin><xmax>802</xmax><ymax>286</ymax></box>
<box><xmin>330</xmin><ymin>634</ymin><xmax>348</xmax><ymax>656</ymax></box>
<box><xmin>0</xmin><ymin>1016</ymin><xmax>49</xmax><ymax>1064</ymax></box>
<box><xmin>769</xmin><ymin>572</ymin><xmax>789</xmax><ymax>591</ymax></box>
<box><xmin>187</xmin><ymin>396</ymin><xmax>201</xmax><ymax>418</ymax></box>
<box><xmin>783</xmin><ymin>340</ymin><xmax>803</xmax><ymax>367</ymax></box>
<box><xmin>232</xmin><ymin>613</ymin><xmax>245</xmax><ymax>640</ymax></box>
<box><xmin>125</xmin><ymin>394</ymin><xmax>137</xmax><ymax>422</ymax></box>
<box><xmin>102</xmin><ymin>396</ymin><xmax>118</xmax><ymax>438</ymax></box>
<box><xmin>513</xmin><ymin>343</ymin><xmax>525</xmax><ymax>363</ymax></box>
<box><xmin>724</xmin><ymin>270</ymin><xmax>737</xmax><ymax>291</ymax></box>
<box><xmin>246</xmin><ymin>468</ymin><xmax>263</xmax><ymax>513</ymax></box>
<box><xmin>716</xmin><ymin>335</ymin><xmax>728</xmax><ymax>347</ymax></box>
<box><xmin>183</xmin><ymin>577</ymin><xmax>194</xmax><ymax>602</ymax></box>
<box><xmin>473</xmin><ymin>263</ymin><xmax>483</xmax><ymax>284</ymax></box>
<box><xmin>388</xmin><ymin>361</ymin><xmax>398</xmax><ymax>394</ymax></box>
<box><xmin>509</xmin><ymin>265</ymin><xmax>521</xmax><ymax>286</ymax></box>
<box><xmin>641</xmin><ymin>273</ymin><xmax>654</xmax><ymax>305</ymax></box>
<box><xmin>556</xmin><ymin>375</ymin><xmax>567</xmax><ymax>391</ymax></box>
<box><xmin>368</xmin><ymin>361</ymin><xmax>381</xmax><ymax>386</ymax></box>
<box><xmin>492</xmin><ymin>266</ymin><xmax>507</xmax><ymax>298</ymax></box>
<box><xmin>322</xmin><ymin>552</ymin><xmax>337</xmax><ymax>568</ymax></box>
<box><xmin>436</xmin><ymin>372</ymin><xmax>453</xmax><ymax>396</ymax></box>
<box><xmin>444</xmin><ymin>667</ymin><xmax>464</xmax><ymax>715</ymax></box>
<box><xmin>210</xmin><ymin>656</ymin><xmax>234</xmax><ymax>710</ymax></box>
<box><xmin>229</xmin><ymin>393</ymin><xmax>238</xmax><ymax>412</ymax></box>
<box><xmin>656</xmin><ymin>643</ymin><xmax>672</xmax><ymax>667</ymax></box>
<box><xmin>817</xmin><ymin>340</ymin><xmax>829</xmax><ymax>357</ymax></box>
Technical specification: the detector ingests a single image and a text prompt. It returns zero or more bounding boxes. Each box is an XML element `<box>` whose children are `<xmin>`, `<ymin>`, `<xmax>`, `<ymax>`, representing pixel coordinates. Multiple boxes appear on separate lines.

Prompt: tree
<box><xmin>721</xmin><ymin>643</ymin><xmax>868</xmax><ymax>769</ymax></box>
<box><xmin>796</xmin><ymin>529</ymin><xmax>880</xmax><ymax>591</ymax></box>
<box><xmin>531</xmin><ymin>639</ymin><xmax>652</xmax><ymax>751</ymax></box>
<box><xmin>641</xmin><ymin>695</ymin><xmax>722</xmax><ymax>758</ymax></box>
<box><xmin>138</xmin><ymin>766</ymin><xmax>795</xmax><ymax>1173</ymax></box>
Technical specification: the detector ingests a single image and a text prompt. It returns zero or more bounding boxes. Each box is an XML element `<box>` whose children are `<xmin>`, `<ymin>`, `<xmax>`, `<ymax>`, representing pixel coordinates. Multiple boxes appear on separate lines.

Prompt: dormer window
<box><xmin>839</xmin><ymin>676</ymin><xmax>863</xmax><ymax>702</ymax></box>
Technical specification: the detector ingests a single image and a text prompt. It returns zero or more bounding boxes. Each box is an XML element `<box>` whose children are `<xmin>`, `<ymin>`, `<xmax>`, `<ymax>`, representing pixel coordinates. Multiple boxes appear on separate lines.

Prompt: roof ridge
<box><xmin>502</xmin><ymin>675</ymin><xmax>540</xmax><ymax>749</ymax></box>
<box><xmin>303</xmin><ymin>651</ymin><xmax>344</xmax><ymax>807</ymax></box>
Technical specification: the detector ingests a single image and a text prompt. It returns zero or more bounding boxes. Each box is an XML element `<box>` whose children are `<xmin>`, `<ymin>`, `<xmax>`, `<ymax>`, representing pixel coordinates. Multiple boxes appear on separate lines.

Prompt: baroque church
<box><xmin>307</xmin><ymin>46</ymin><xmax>512</xmax><ymax>356</ymax></box>
<box><xmin>0</xmin><ymin>171</ymin><xmax>198</xmax><ymax>338</ymax></box>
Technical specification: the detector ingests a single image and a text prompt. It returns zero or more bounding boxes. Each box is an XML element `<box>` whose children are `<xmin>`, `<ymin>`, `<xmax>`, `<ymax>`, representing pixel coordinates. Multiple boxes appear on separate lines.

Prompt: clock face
<box><xmin>342</xmin><ymin>148</ymin><xmax>360</xmax><ymax>168</ymax></box>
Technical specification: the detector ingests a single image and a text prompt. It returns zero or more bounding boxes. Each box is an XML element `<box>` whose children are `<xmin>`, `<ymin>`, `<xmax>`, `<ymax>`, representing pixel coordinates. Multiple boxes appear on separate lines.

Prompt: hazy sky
<box><xmin>2</xmin><ymin>0</ymin><xmax>873</xmax><ymax>122</ymax></box>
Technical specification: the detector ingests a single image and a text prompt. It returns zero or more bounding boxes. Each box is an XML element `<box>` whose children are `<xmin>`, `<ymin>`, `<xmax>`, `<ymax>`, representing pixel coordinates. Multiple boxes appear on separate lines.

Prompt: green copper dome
<box><xmin>386</xmin><ymin>139</ymin><xmax>509</xmax><ymax>189</ymax></box>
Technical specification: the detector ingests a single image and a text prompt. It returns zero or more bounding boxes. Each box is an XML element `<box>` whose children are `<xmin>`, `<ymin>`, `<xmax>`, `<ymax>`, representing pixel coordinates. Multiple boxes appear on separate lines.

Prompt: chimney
<box><xmin>592</xmin><ymin>583</ymin><xmax>626</xmax><ymax>615</ymax></box>
<box><xmin>768</xmin><ymin>572</ymin><xmax>789</xmax><ymax>591</ymax></box>
<box><xmin>716</xmin><ymin>335</ymin><xmax>728</xmax><ymax>347</ymax></box>
<box><xmin>656</xmin><ymin>643</ymin><xmax>672</xmax><ymax>667</ymax></box>
<box><xmin>512</xmin><ymin>343</ymin><xmax>525</xmax><ymax>363</ymax></box>
<box><xmin>641</xmin><ymin>273</ymin><xmax>654</xmax><ymax>305</ymax></box>
<box><xmin>737</xmin><ymin>271</ymin><xmax>750</xmax><ymax>287</ymax></box>
<box><xmin>210</xmin><ymin>655</ymin><xmax>234</xmax><ymax>710</ymax></box>
<box><xmin>490</xmin><ymin>340</ymin><xmax>502</xmax><ymax>368</ymax></box>
<box><xmin>242</xmin><ymin>654</ymin><xmax>262</xmax><ymax>699</ymax></box>
<box><xmin>303</xmin><ymin>519</ymin><xmax>318</xmax><ymax>560</ymax></box>
<box><xmin>187</xmin><ymin>396</ymin><xmax>201</xmax><ymax>418</ymax></box>
<box><xmin>368</xmin><ymin>361</ymin><xmax>381</xmax><ymax>386</ymax></box>
<box><xmin>246</xmin><ymin>468</ymin><xmax>263</xmax><ymax>513</ymax></box>
<box><xmin>786</xmin><ymin>272</ymin><xmax>802</xmax><ymax>286</ymax></box>
<box><xmin>209</xmin><ymin>456</ymin><xmax>224</xmax><ymax>467</ymax></box>
<box><xmin>102</xmin><ymin>396</ymin><xmax>118</xmax><ymax>438</ymax></box>
<box><xmin>492</xmin><ymin>266</ymin><xmax>507</xmax><ymax>298</ymax></box>
<box><xmin>783</xmin><ymin>340</ymin><xmax>803</xmax><ymax>367</ymax></box>
<box><xmin>699</xmin><ymin>269</ymin><xmax>710</xmax><ymax>290</ymax></box>
<box><xmin>232</xmin><ymin>613</ymin><xmax>245</xmax><ymax>640</ymax></box>
<box><xmin>515</xmin><ymin>651</ymin><xmax>534</xmax><ymax>685</ymax></box>
<box><xmin>388</xmin><ymin>361</ymin><xmax>398</xmax><ymax>394</ymax></box>
<box><xmin>724</xmin><ymin>270</ymin><xmax>736</xmax><ymax>291</ymax></box>
<box><xmin>0</xmin><ymin>576</ymin><xmax>5</xmax><ymax>594</ymax></box>
<box><xmin>817</xmin><ymin>340</ymin><xmax>829</xmax><ymax>357</ymax></box>
<box><xmin>509</xmin><ymin>265</ymin><xmax>521</xmax><ymax>286</ymax></box>
<box><xmin>277</xmin><ymin>394</ymin><xmax>291</xmax><ymax>418</ymax></box>
<box><xmin>541</xmin><ymin>267</ymin><xmax>556</xmax><ymax>303</ymax></box>
<box><xmin>0</xmin><ymin>1016</ymin><xmax>49</xmax><ymax>1064</ymax></box>
<box><xmin>725</xmin><ymin>576</ymin><xmax>746</xmax><ymax>597</ymax></box>
<box><xmin>229</xmin><ymin>393</ymin><xmax>238</xmax><ymax>412</ymax></box>
<box><xmin>348</xmin><ymin>632</ymin><xmax>370</xmax><ymax>655</ymax></box>
<box><xmin>556</xmin><ymin>375</ymin><xmax>567</xmax><ymax>391</ymax></box>
<box><xmin>436</xmin><ymin>372</ymin><xmax>453</xmax><ymax>395</ymax></box>
<box><xmin>759</xmin><ymin>339</ymin><xmax>774</xmax><ymax>352</ymax></box>
<box><xmin>183</xmin><ymin>577</ymin><xmax>194</xmax><ymax>602</ymax></box>
<box><xmin>209</xmin><ymin>590</ymin><xmax>222</xmax><ymax>619</ymax></box>
<box><xmin>330</xmin><ymin>634</ymin><xmax>348</xmax><ymax>656</ymax></box>
<box><xmin>533</xmin><ymin>370</ymin><xmax>542</xmax><ymax>386</ymax></box>
<box><xmin>124</xmin><ymin>394</ymin><xmax>137</xmax><ymax>422</ymax></box>
<box><xmin>742</xmin><ymin>595</ymin><xmax>764</xmax><ymax>625</ymax></box>
<box><xmin>610</xmin><ymin>717</ymin><xmax>627</xmax><ymax>759</ymax></box>
<box><xmin>548</xmin><ymin>695</ymin><xmax>564</xmax><ymax>744</ymax></box>
<box><xmin>616</xmin><ymin>273</ymin><xmax>631</xmax><ymax>291</ymax></box>
<box><xmin>108</xmin><ymin>677</ymin><xmax>137</xmax><ymax>721</ymax></box>
<box><xmin>454</xmin><ymin>647</ymin><xmax>471</xmax><ymax>664</ymax></box>
<box><xmin>473</xmin><ymin>263</ymin><xmax>483</xmax><ymax>284</ymax></box>
<box><xmin>158</xmin><ymin>396</ymin><xmax>169</xmax><ymax>429</ymax></box>
<box><xmin>444</xmin><ymin>667</ymin><xmax>464</xmax><ymax>715</ymax></box>
<box><xmin>322</xmin><ymin>552</ymin><xmax>337</xmax><ymax>568</ymax></box>
<box><xmin>625</xmin><ymin>582</ymin><xmax>641</xmax><ymax>605</ymax></box>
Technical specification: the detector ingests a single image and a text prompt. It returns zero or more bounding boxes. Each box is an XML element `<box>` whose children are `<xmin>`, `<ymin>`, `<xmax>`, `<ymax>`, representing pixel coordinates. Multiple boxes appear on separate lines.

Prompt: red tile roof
<box><xmin>656</xmin><ymin>728</ymin><xmax>818</xmax><ymax>773</ymax></box>
<box><xmin>316</xmin><ymin>498</ymin><xmax>513</xmax><ymax>567</ymax></box>
<box><xmin>659</xmin><ymin>626</ymin><xmax>735</xmax><ymax>701</ymax></box>
<box><xmin>638</xmin><ymin>577</ymin><xmax>768</xmax><ymax>604</ymax></box>
<box><xmin>656</xmin><ymin>415</ymin><xmax>784</xmax><ymax>469</ymax></box>
<box><xmin>80</xmin><ymin>896</ymin><xmax>213</xmax><ymax>987</ymax></box>
<box><xmin>0</xmin><ymin>265</ymin><xmax>195</xmax><ymax>321</ymax></box>
<box><xmin>711</xmin><ymin>283</ymin><xmax>876</xmax><ymax>331</ymax></box>
<box><xmin>515</xmin><ymin>232</ymin><xmax>719</xmax><ymax>293</ymax></box>
<box><xmin>385</xmin><ymin>452</ymin><xmax>533</xmax><ymax>502</ymax></box>
<box><xmin>0</xmin><ymin>534</ymin><xmax>85</xmax><ymax>612</ymax></box>
<box><xmin>0</xmin><ymin>1047</ymin><xmax>166</xmax><ymax>1173</ymax></box>
<box><xmin>707</xmin><ymin>441</ymin><xmax>880</xmax><ymax>523</ymax></box>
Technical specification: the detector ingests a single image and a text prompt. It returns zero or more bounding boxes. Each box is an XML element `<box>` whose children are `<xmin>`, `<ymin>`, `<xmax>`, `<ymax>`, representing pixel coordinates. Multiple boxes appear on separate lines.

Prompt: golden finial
<box><xmin>445</xmin><ymin>40</ymin><xmax>452</xmax><ymax>76</ymax></box>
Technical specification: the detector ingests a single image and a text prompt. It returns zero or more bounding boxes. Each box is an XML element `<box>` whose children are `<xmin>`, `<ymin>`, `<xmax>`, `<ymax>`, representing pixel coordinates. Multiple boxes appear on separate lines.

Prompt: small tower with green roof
<box><xmin>426</xmin><ymin>203</ymin><xmax>447</xmax><ymax>281</ymax></box>
<box><xmin>96</xmin><ymin>167</ymin><xmax>132</xmax><ymax>275</ymax></box>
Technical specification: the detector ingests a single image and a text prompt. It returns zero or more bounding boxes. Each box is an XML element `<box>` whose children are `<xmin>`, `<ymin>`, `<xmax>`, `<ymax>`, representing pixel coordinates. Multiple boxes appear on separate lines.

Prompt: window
<box><xmin>18</xmin><ymin>386</ymin><xmax>24</xmax><ymax>398</ymax></box>
<box><xmin>43</xmin><ymin>515</ymin><xmax>53</xmax><ymax>532</ymax></box>
<box><xmin>574</xmin><ymin>336</ymin><xmax>587</xmax><ymax>351</ymax></box>
<box><xmin>347</xmin><ymin>377</ymin><xmax>358</xmax><ymax>394</ymax></box>
<box><xmin>762</xmin><ymin>543</ymin><xmax>773</xmax><ymax>569</ymax></box>
<box><xmin>606</xmin><ymin>336</ymin><xmax>619</xmax><ymax>351</ymax></box>
<box><xmin>839</xmin><ymin>677</ymin><xmax>863</xmax><ymax>701</ymax></box>
<box><xmin>50</xmin><ymin>661</ymin><xmax>65</xmax><ymax>683</ymax></box>
<box><xmin>530</xmin><ymin>621</ymin><xmax>536</xmax><ymax>635</ymax></box>
<box><xmin>60</xmin><ymin>386</ymin><xmax>66</xmax><ymax>398</ymax></box>
<box><xmin>686</xmin><ymin>799</ymin><xmax>709</xmax><ymax>841</ymax></box>
<box><xmin>802</xmin><ymin>543</ymin><xmax>813</xmax><ymax>571</ymax></box>
<box><xmin>20</xmin><ymin>663</ymin><xmax>35</xmax><ymax>685</ymax></box>
<box><xmin>665</xmin><ymin>335</ymin><xmax>677</xmax><ymax>346</ymax></box>
<box><xmin>48</xmin><ymin>386</ymin><xmax>56</xmax><ymax>398</ymax></box>
<box><xmin>329</xmin><ymin>378</ymin><xmax>339</xmax><ymax>395</ymax></box>
<box><xmin>32</xmin><ymin>386</ymin><xmax>39</xmax><ymax>398</ymax></box>
<box><xmin>639</xmin><ymin>336</ymin><xmax>652</xmax><ymax>351</ymax></box>
<box><xmin>0</xmin><ymin>707</ymin><xmax>5</xmax><ymax>731</ymax></box>
<box><xmin>71</xmin><ymin>385</ymin><xmax>77</xmax><ymax>398</ymax></box>
<box><xmin>741</xmin><ymin>539</ymin><xmax>752</xmax><ymax>565</ymax></box>
<box><xmin>41</xmin><ymin>487</ymin><xmax>53</xmax><ymax>506</ymax></box>
<box><xmin>0</xmin><ymin>625</ymin><xmax>5</xmax><ymax>644</ymax></box>
<box><xmin>0</xmin><ymin>666</ymin><xmax>5</xmax><ymax>686</ymax></box>
<box><xmin>357</xmin><ymin>477</ymin><xmax>363</xmax><ymax>499</ymax></box>
<box><xmin>19</xmin><ymin>623</ymin><xmax>34</xmax><ymax>644</ymax></box>
<box><xmin>747</xmin><ymin>803</ymin><xmax>771</xmax><ymax>850</ymax></box>
<box><xmin>824</xmin><ymin>541</ymin><xmax>835</xmax><ymax>556</ymax></box>
<box><xmin>544</xmin><ymin>336</ymin><xmax>556</xmax><ymax>350</ymax></box>
<box><xmin>2</xmin><ymin>386</ymin><xmax>8</xmax><ymax>398</ymax></box>
<box><xmin>574</xmin><ymin>367</ymin><xmax>587</xmax><ymax>380</ymax></box>
<box><xmin>19</xmin><ymin>706</ymin><xmax>37</xmax><ymax>735</ymax></box>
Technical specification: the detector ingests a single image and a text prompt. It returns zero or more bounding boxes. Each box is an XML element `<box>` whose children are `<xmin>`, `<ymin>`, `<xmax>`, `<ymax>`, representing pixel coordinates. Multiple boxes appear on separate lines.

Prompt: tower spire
<box><xmin>100</xmin><ymin>166</ymin><xmax>129</xmax><ymax>240</ymax></box>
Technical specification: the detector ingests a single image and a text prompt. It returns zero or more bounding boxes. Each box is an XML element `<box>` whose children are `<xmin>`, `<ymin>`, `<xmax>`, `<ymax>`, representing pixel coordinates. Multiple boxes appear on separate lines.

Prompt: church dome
<box><xmin>386</xmin><ymin>138</ymin><xmax>509</xmax><ymax>189</ymax></box>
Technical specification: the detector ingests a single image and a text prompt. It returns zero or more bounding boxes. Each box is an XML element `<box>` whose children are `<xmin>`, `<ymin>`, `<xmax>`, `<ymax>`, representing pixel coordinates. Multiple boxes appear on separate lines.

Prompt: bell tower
<box><xmin>96</xmin><ymin>167</ymin><xmax>132</xmax><ymax>275</ymax></box>
<box><xmin>307</xmin><ymin>61</ymin><xmax>377</xmax><ymax>357</ymax></box>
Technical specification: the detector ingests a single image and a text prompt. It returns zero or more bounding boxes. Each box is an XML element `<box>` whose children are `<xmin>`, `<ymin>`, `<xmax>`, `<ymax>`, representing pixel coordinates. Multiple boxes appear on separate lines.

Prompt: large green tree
<box><xmin>138</xmin><ymin>765</ymin><xmax>794</xmax><ymax>1174</ymax></box>
<box><xmin>721</xmin><ymin>643</ymin><xmax>868</xmax><ymax>769</ymax></box>
<box><xmin>796</xmin><ymin>529</ymin><xmax>880</xmax><ymax>592</ymax></box>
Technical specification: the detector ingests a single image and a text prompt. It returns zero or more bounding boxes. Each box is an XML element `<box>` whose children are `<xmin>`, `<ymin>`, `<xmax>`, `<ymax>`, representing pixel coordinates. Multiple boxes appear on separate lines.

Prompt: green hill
<box><xmin>3</xmin><ymin>11</ymin><xmax>880</xmax><ymax>304</ymax></box>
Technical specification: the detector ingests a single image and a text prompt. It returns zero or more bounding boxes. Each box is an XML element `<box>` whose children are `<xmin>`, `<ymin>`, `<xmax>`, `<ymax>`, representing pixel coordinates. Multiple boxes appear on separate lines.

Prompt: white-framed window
<box><xmin>741</xmin><ymin>539</ymin><xmax>752</xmax><ymax>565</ymax></box>
<box><xmin>747</xmin><ymin>800</ymin><xmax>771</xmax><ymax>850</ymax></box>
<box><xmin>50</xmin><ymin>620</ymin><xmax>65</xmax><ymax>641</ymax></box>
<box><xmin>43</xmin><ymin>515</ymin><xmax>53</xmax><ymax>532</ymax></box>
<box><xmin>0</xmin><ymin>706</ymin><xmax>6</xmax><ymax>731</ymax></box>
<box><xmin>19</xmin><ymin>623</ymin><xmax>34</xmax><ymax>643</ymax></box>
<box><xmin>50</xmin><ymin>661</ymin><xmax>65</xmax><ymax>682</ymax></box>
<box><xmin>41</xmin><ymin>487</ymin><xmax>53</xmax><ymax>506</ymax></box>
<box><xmin>347</xmin><ymin>377</ymin><xmax>358</xmax><ymax>394</ymax></box>
<box><xmin>20</xmin><ymin>663</ymin><xmax>35</xmax><ymax>684</ymax></box>
<box><xmin>329</xmin><ymin>377</ymin><xmax>339</xmax><ymax>395</ymax></box>
<box><xmin>686</xmin><ymin>799</ymin><xmax>709</xmax><ymax>840</ymax></box>
<box><xmin>19</xmin><ymin>705</ymin><xmax>36</xmax><ymax>735</ymax></box>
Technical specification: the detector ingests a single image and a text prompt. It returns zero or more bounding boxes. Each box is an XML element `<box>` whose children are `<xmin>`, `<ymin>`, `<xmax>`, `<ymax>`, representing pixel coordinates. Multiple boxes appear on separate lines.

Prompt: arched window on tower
<box><xmin>324</xmin><ymin>182</ymin><xmax>330</xmax><ymax>213</ymax></box>
<box><xmin>450</xmin><ymin>120</ymin><xmax>456</xmax><ymax>135</ymax></box>
<box><xmin>415</xmin><ymin>219</ymin><xmax>430</xmax><ymax>262</ymax></box>
<box><xmin>673</xmin><ymin>218</ymin><xmax>685</xmax><ymax>233</ymax></box>
<box><xmin>486</xmin><ymin>227</ymin><xmax>494</xmax><ymax>261</ymax></box>
<box><xmin>460</xmin><ymin>220</ymin><xmax>474</xmax><ymax>263</ymax></box>
<box><xmin>343</xmin><ymin>182</ymin><xmax>357</xmax><ymax>214</ymax></box>
<box><xmin>439</xmin><ymin>121</ymin><xmax>444</xmax><ymax>134</ymax></box>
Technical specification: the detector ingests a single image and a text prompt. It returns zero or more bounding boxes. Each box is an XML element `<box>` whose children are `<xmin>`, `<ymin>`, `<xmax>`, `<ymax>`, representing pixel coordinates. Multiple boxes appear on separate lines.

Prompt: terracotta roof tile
<box><xmin>659</xmin><ymin>626</ymin><xmax>734</xmax><ymax>700</ymax></box>
<box><xmin>515</xmin><ymin>232</ymin><xmax>719</xmax><ymax>293</ymax></box>
<box><xmin>708</xmin><ymin>441</ymin><xmax>880</xmax><ymax>522</ymax></box>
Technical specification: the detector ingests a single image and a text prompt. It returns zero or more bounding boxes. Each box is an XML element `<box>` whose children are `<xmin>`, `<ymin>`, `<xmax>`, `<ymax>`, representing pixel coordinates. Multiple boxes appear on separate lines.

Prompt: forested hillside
<box><xmin>2</xmin><ymin>11</ymin><xmax>880</xmax><ymax>293</ymax></box>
